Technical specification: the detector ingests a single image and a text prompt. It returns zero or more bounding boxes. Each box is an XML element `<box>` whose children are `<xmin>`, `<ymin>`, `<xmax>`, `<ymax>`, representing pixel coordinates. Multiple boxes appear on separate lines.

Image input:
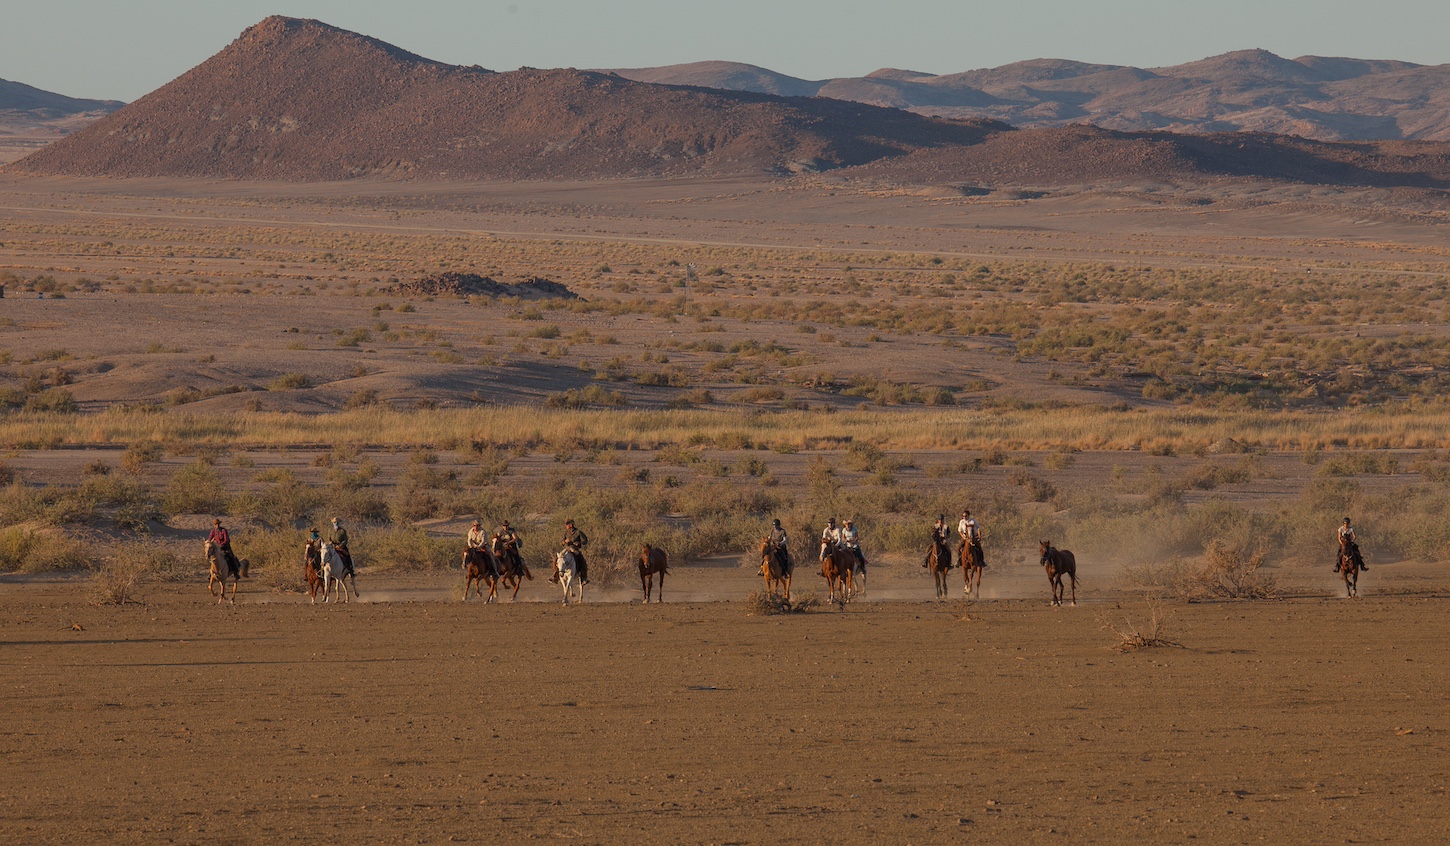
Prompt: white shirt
<box><xmin>959</xmin><ymin>518</ymin><xmax>980</xmax><ymax>543</ymax></box>
<box><xmin>840</xmin><ymin>526</ymin><xmax>860</xmax><ymax>548</ymax></box>
<box><xmin>821</xmin><ymin>526</ymin><xmax>842</xmax><ymax>544</ymax></box>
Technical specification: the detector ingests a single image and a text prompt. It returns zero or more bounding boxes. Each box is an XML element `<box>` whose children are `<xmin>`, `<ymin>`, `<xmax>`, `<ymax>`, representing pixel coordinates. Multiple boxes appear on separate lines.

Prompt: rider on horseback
<box><xmin>304</xmin><ymin>526</ymin><xmax>321</xmax><ymax>572</ymax></box>
<box><xmin>958</xmin><ymin>509</ymin><xmax>986</xmax><ymax>570</ymax></box>
<box><xmin>841</xmin><ymin>519</ymin><xmax>866</xmax><ymax>572</ymax></box>
<box><xmin>923</xmin><ymin>515</ymin><xmax>951</xmax><ymax>568</ymax></box>
<box><xmin>1334</xmin><ymin>517</ymin><xmax>1366</xmax><ymax>572</ymax></box>
<box><xmin>467</xmin><ymin>519</ymin><xmax>495</xmax><ymax>576</ymax></box>
<box><xmin>208</xmin><ymin>518</ymin><xmax>241</xmax><ymax>576</ymax></box>
<box><xmin>819</xmin><ymin>517</ymin><xmax>842</xmax><ymax>563</ymax></box>
<box><xmin>328</xmin><ymin>517</ymin><xmax>355</xmax><ymax>577</ymax></box>
<box><xmin>767</xmin><ymin>519</ymin><xmax>793</xmax><ymax>575</ymax></box>
<box><xmin>556</xmin><ymin>519</ymin><xmax>590</xmax><ymax>585</ymax></box>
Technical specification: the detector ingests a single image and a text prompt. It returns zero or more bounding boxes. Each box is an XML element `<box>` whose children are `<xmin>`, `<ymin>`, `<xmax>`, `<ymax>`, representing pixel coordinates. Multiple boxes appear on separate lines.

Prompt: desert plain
<box><xmin>2</xmin><ymin>167</ymin><xmax>1450</xmax><ymax>845</ymax></box>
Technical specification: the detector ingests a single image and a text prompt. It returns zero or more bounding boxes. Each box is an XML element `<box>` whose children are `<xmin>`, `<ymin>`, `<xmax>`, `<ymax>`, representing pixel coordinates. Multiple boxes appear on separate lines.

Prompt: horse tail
<box><xmin>238</xmin><ymin>558</ymin><xmax>250</xmax><ymax>579</ymax></box>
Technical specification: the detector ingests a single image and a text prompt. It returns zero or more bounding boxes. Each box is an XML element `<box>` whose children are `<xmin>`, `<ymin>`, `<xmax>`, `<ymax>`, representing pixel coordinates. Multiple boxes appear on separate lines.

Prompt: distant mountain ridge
<box><xmin>607</xmin><ymin>50</ymin><xmax>1450</xmax><ymax>141</ymax></box>
<box><xmin>7</xmin><ymin>16</ymin><xmax>1003</xmax><ymax>180</ymax></box>
<box><xmin>0</xmin><ymin>78</ymin><xmax>124</xmax><ymax>165</ymax></box>
<box><xmin>0</xmin><ymin>78</ymin><xmax>123</xmax><ymax>115</ymax></box>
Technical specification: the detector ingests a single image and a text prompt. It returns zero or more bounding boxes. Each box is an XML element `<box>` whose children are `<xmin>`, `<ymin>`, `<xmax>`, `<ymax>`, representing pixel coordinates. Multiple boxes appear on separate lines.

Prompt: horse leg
<box><xmin>1068</xmin><ymin>572</ymin><xmax>1077</xmax><ymax>606</ymax></box>
<box><xmin>657</xmin><ymin>570</ymin><xmax>664</xmax><ymax>603</ymax></box>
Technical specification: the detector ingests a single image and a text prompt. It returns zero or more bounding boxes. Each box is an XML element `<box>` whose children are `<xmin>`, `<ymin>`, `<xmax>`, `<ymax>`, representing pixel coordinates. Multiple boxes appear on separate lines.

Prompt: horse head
<box><xmin>1039</xmin><ymin>540</ymin><xmax>1052</xmax><ymax>566</ymax></box>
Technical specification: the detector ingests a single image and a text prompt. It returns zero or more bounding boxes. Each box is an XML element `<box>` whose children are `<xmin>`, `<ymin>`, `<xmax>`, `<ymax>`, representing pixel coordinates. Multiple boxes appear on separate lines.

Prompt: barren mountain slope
<box><xmin>8</xmin><ymin>17</ymin><xmax>1003</xmax><ymax>180</ymax></box>
<box><xmin>610</xmin><ymin>49</ymin><xmax>1450</xmax><ymax>141</ymax></box>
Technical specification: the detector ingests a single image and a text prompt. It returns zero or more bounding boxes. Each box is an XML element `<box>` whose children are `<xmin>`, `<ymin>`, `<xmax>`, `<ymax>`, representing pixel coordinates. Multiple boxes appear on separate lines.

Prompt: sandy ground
<box><xmin>3</xmin><ymin>563</ymin><xmax>1448</xmax><ymax>845</ymax></box>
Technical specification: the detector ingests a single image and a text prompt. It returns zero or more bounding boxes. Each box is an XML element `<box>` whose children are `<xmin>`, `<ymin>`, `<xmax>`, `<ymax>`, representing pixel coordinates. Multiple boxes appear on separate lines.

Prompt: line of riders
<box><xmin>209</xmin><ymin>512</ymin><xmax>1367</xmax><ymax>591</ymax></box>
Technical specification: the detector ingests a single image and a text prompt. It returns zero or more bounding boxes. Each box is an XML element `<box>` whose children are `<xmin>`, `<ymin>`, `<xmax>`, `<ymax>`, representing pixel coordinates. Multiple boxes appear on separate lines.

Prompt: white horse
<box><xmin>204</xmin><ymin>540</ymin><xmax>248</xmax><ymax>604</ymax></box>
<box><xmin>320</xmin><ymin>540</ymin><xmax>357</xmax><ymax>603</ymax></box>
<box><xmin>555</xmin><ymin>549</ymin><xmax>583</xmax><ymax>605</ymax></box>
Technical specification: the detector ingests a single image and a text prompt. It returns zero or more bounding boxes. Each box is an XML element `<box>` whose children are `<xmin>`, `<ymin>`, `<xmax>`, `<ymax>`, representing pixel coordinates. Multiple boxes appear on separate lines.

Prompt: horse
<box><xmin>927</xmin><ymin>537</ymin><xmax>952</xmax><ymax>599</ymax></box>
<box><xmin>959</xmin><ymin>539</ymin><xmax>984</xmax><ymax>599</ymax></box>
<box><xmin>462</xmin><ymin>546</ymin><xmax>499</xmax><ymax>602</ymax></box>
<box><xmin>556</xmin><ymin>549</ymin><xmax>584</xmax><ymax>605</ymax></box>
<box><xmin>844</xmin><ymin>546</ymin><xmax>867</xmax><ymax>598</ymax></box>
<box><xmin>204</xmin><ymin>540</ymin><xmax>249</xmax><ymax>604</ymax></box>
<box><xmin>490</xmin><ymin>534</ymin><xmax>530</xmax><ymax>601</ymax></box>
<box><xmin>319</xmin><ymin>540</ymin><xmax>357</xmax><ymax>603</ymax></box>
<box><xmin>1338</xmin><ymin>538</ymin><xmax>1362</xmax><ymax>599</ymax></box>
<box><xmin>1040</xmin><ymin>541</ymin><xmax>1077</xmax><ymax>607</ymax></box>
<box><xmin>820</xmin><ymin>543</ymin><xmax>856</xmax><ymax>607</ymax></box>
<box><xmin>759</xmin><ymin>537</ymin><xmax>792</xmax><ymax>599</ymax></box>
<box><xmin>304</xmin><ymin>540</ymin><xmax>323</xmax><ymax>604</ymax></box>
<box><xmin>639</xmin><ymin>543</ymin><xmax>670</xmax><ymax>603</ymax></box>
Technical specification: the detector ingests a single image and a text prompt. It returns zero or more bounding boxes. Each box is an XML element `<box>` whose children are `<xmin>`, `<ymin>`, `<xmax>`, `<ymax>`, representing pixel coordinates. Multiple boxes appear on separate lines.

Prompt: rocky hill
<box><xmin>608</xmin><ymin>50</ymin><xmax>1450</xmax><ymax>142</ymax></box>
<box><xmin>7</xmin><ymin>17</ymin><xmax>1003</xmax><ymax>180</ymax></box>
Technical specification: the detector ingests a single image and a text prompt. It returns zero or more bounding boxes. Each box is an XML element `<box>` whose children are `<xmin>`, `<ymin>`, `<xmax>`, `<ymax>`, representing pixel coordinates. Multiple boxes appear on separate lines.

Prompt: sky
<box><xmin>5</xmin><ymin>0</ymin><xmax>1450</xmax><ymax>102</ymax></box>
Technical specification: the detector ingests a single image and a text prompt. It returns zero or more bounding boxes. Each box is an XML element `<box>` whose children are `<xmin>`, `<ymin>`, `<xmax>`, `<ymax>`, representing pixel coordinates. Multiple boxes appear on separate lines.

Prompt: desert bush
<box><xmin>358</xmin><ymin>527</ymin><xmax>455</xmax><ymax>572</ymax></box>
<box><xmin>1178</xmin><ymin>541</ymin><xmax>1278</xmax><ymax>599</ymax></box>
<box><xmin>161</xmin><ymin>461</ymin><xmax>228</xmax><ymax>516</ymax></box>
<box><xmin>267</xmin><ymin>373</ymin><xmax>310</xmax><ymax>391</ymax></box>
<box><xmin>0</xmin><ymin>526</ymin><xmax>89</xmax><ymax>572</ymax></box>
<box><xmin>121</xmin><ymin>441</ymin><xmax>163</xmax><ymax>473</ymax></box>
<box><xmin>24</xmin><ymin>388</ymin><xmax>77</xmax><ymax>413</ymax></box>
<box><xmin>230</xmin><ymin>470</ymin><xmax>321</xmax><ymax>529</ymax></box>
<box><xmin>1317</xmin><ymin>452</ymin><xmax>1399</xmax><ymax>477</ymax></box>
<box><xmin>88</xmin><ymin>556</ymin><xmax>148</xmax><ymax>605</ymax></box>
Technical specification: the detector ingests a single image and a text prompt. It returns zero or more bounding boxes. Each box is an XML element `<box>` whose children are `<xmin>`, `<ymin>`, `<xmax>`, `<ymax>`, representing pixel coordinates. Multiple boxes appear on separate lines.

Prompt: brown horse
<box><xmin>1338</xmin><ymin>538</ymin><xmax>1361</xmax><ymax>599</ymax></box>
<box><xmin>959</xmin><ymin>540</ymin><xmax>983</xmax><ymax>599</ymax></box>
<box><xmin>462</xmin><ymin>546</ymin><xmax>499</xmax><ymax>602</ymax></box>
<box><xmin>927</xmin><ymin>537</ymin><xmax>953</xmax><ymax>599</ymax></box>
<box><xmin>820</xmin><ymin>543</ymin><xmax>856</xmax><ymax>606</ymax></box>
<box><xmin>304</xmin><ymin>540</ymin><xmax>323</xmax><ymax>604</ymax></box>
<box><xmin>639</xmin><ymin>543</ymin><xmax>670</xmax><ymax>603</ymax></box>
<box><xmin>205</xmin><ymin>539</ymin><xmax>249</xmax><ymax>605</ymax></box>
<box><xmin>1040</xmin><ymin>541</ymin><xmax>1077</xmax><ymax>607</ymax></box>
<box><xmin>759</xmin><ymin>537</ymin><xmax>792</xmax><ymax>599</ymax></box>
<box><xmin>490</xmin><ymin>534</ymin><xmax>531</xmax><ymax>601</ymax></box>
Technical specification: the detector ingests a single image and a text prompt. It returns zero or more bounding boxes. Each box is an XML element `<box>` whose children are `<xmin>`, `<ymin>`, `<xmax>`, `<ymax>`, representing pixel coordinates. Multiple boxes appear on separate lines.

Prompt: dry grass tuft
<box><xmin>1099</xmin><ymin>601</ymin><xmax>1182</xmax><ymax>652</ymax></box>
<box><xmin>88</xmin><ymin>556</ymin><xmax>149</xmax><ymax>605</ymax></box>
<box><xmin>745</xmin><ymin>590</ymin><xmax>818</xmax><ymax>615</ymax></box>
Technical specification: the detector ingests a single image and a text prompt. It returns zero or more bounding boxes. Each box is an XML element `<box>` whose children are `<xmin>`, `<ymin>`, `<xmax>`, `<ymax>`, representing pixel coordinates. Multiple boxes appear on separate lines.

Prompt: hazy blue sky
<box><xmin>6</xmin><ymin>0</ymin><xmax>1450</xmax><ymax>102</ymax></box>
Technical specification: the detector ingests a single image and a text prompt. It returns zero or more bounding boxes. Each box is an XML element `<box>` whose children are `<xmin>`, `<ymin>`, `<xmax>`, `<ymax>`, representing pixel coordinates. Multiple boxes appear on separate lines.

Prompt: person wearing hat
<box><xmin>766</xmin><ymin>518</ymin><xmax>792</xmax><ymax>576</ymax></box>
<box><xmin>304</xmin><ymin>526</ymin><xmax>322</xmax><ymax>575</ymax></box>
<box><xmin>924</xmin><ymin>514</ymin><xmax>951</xmax><ymax>568</ymax></box>
<box><xmin>466</xmin><ymin>519</ymin><xmax>492</xmax><ymax>576</ymax></box>
<box><xmin>207</xmin><ymin>518</ymin><xmax>240</xmax><ymax>575</ymax></box>
<box><xmin>1335</xmin><ymin>517</ymin><xmax>1366</xmax><ymax>572</ymax></box>
<box><xmin>496</xmin><ymin>520</ymin><xmax>531</xmax><ymax>580</ymax></box>
<box><xmin>819</xmin><ymin>517</ymin><xmax>842</xmax><ymax>564</ymax></box>
<box><xmin>958</xmin><ymin>509</ymin><xmax>986</xmax><ymax>571</ymax></box>
<box><xmin>327</xmin><ymin>517</ymin><xmax>354</xmax><ymax>577</ymax></box>
<box><xmin>556</xmin><ymin>518</ymin><xmax>590</xmax><ymax>585</ymax></box>
<box><xmin>840</xmin><ymin>518</ymin><xmax>866</xmax><ymax>572</ymax></box>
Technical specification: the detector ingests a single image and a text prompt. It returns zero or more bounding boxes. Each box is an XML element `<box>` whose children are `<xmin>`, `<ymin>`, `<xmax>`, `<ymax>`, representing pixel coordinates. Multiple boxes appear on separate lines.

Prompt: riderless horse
<box><xmin>319</xmin><ymin>540</ymin><xmax>358</xmax><ymax>603</ymax></box>
<box><xmin>1040</xmin><ymin>541</ymin><xmax>1078</xmax><ymax>607</ymax></box>
<box><xmin>639</xmin><ymin>543</ymin><xmax>670</xmax><ymax>603</ymax></box>
<box><xmin>759</xmin><ymin>537</ymin><xmax>792</xmax><ymax>599</ymax></box>
<box><xmin>204</xmin><ymin>539</ymin><xmax>248</xmax><ymax>604</ymax></box>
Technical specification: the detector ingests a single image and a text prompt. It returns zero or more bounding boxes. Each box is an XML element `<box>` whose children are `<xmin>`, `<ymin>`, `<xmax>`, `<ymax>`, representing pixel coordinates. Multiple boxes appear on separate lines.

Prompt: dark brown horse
<box><xmin>820</xmin><ymin>543</ymin><xmax>856</xmax><ymax>606</ymax></box>
<box><xmin>304</xmin><ymin>539</ymin><xmax>323</xmax><ymax>604</ymax></box>
<box><xmin>490</xmin><ymin>534</ymin><xmax>531</xmax><ymax>601</ymax></box>
<box><xmin>1338</xmin><ymin>538</ymin><xmax>1361</xmax><ymax>599</ymax></box>
<box><xmin>959</xmin><ymin>539</ymin><xmax>983</xmax><ymax>599</ymax></box>
<box><xmin>759</xmin><ymin>537</ymin><xmax>792</xmax><ymax>599</ymax></box>
<box><xmin>928</xmin><ymin>537</ymin><xmax>953</xmax><ymax>599</ymax></box>
<box><xmin>1040</xmin><ymin>541</ymin><xmax>1077</xmax><ymax>607</ymax></box>
<box><xmin>639</xmin><ymin>543</ymin><xmax>670</xmax><ymax>603</ymax></box>
<box><xmin>462</xmin><ymin>546</ymin><xmax>499</xmax><ymax>602</ymax></box>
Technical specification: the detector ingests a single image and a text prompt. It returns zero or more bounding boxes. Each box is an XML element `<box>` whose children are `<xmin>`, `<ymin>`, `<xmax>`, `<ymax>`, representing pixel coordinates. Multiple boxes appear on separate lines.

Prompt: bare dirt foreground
<box><xmin>3</xmin><ymin>571</ymin><xmax>1448</xmax><ymax>845</ymax></box>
